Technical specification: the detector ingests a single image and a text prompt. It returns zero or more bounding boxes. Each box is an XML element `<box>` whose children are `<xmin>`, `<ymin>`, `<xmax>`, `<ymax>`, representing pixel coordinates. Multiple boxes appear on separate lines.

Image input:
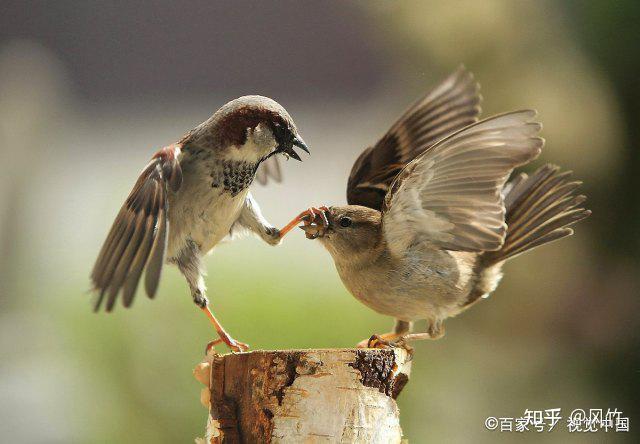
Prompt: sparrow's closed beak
<box><xmin>283</xmin><ymin>135</ymin><xmax>310</xmax><ymax>161</ymax></box>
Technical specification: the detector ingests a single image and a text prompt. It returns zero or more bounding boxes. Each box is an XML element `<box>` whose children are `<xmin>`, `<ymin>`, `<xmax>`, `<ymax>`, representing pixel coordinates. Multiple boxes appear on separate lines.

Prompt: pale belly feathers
<box><xmin>166</xmin><ymin>153</ymin><xmax>250</xmax><ymax>259</ymax></box>
<box><xmin>332</xmin><ymin>247</ymin><xmax>477</xmax><ymax>322</ymax></box>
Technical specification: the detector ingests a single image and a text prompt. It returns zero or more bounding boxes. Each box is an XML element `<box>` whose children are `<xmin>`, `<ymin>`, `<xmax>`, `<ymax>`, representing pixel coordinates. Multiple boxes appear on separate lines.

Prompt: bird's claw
<box><xmin>357</xmin><ymin>334</ymin><xmax>414</xmax><ymax>353</ymax></box>
<box><xmin>299</xmin><ymin>206</ymin><xmax>329</xmax><ymax>239</ymax></box>
<box><xmin>205</xmin><ymin>337</ymin><xmax>249</xmax><ymax>354</ymax></box>
<box><xmin>226</xmin><ymin>338</ymin><xmax>250</xmax><ymax>353</ymax></box>
<box><xmin>300</xmin><ymin>206</ymin><xmax>329</xmax><ymax>225</ymax></box>
<box><xmin>367</xmin><ymin>334</ymin><xmax>394</xmax><ymax>349</ymax></box>
<box><xmin>278</xmin><ymin>206</ymin><xmax>329</xmax><ymax>239</ymax></box>
<box><xmin>356</xmin><ymin>334</ymin><xmax>391</xmax><ymax>349</ymax></box>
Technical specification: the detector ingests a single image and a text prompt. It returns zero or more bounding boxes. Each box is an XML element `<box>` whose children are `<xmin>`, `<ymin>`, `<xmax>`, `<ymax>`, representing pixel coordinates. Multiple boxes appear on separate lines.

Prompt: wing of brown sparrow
<box><xmin>282</xmin><ymin>65</ymin><xmax>482</xmax><ymax>233</ymax></box>
<box><xmin>91</xmin><ymin>95</ymin><xmax>310</xmax><ymax>352</ymax></box>
<box><xmin>294</xmin><ymin>70</ymin><xmax>590</xmax><ymax>349</ymax></box>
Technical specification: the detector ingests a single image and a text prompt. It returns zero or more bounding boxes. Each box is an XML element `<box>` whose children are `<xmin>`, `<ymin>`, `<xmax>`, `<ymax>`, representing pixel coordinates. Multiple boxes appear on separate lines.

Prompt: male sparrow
<box><xmin>91</xmin><ymin>95</ymin><xmax>310</xmax><ymax>352</ymax></box>
<box><xmin>298</xmin><ymin>68</ymin><xmax>591</xmax><ymax>347</ymax></box>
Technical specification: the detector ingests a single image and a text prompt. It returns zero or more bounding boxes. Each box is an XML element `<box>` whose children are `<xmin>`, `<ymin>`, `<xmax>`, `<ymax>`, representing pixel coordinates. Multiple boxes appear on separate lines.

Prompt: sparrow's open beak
<box><xmin>300</xmin><ymin>223</ymin><xmax>324</xmax><ymax>239</ymax></box>
<box><xmin>282</xmin><ymin>135</ymin><xmax>310</xmax><ymax>161</ymax></box>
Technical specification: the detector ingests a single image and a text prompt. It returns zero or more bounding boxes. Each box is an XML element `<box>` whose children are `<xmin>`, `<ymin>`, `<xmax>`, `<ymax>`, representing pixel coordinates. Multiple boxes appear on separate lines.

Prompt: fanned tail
<box><xmin>482</xmin><ymin>164</ymin><xmax>591</xmax><ymax>266</ymax></box>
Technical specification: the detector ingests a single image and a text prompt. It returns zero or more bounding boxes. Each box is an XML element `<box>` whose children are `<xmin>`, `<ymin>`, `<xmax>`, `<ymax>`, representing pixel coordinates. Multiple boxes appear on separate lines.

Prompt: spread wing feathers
<box><xmin>90</xmin><ymin>145</ymin><xmax>182</xmax><ymax>311</ymax></box>
<box><xmin>482</xmin><ymin>164</ymin><xmax>591</xmax><ymax>265</ymax></box>
<box><xmin>255</xmin><ymin>155</ymin><xmax>282</xmax><ymax>185</ymax></box>
<box><xmin>382</xmin><ymin>111</ymin><xmax>543</xmax><ymax>256</ymax></box>
<box><xmin>347</xmin><ymin>66</ymin><xmax>482</xmax><ymax>210</ymax></box>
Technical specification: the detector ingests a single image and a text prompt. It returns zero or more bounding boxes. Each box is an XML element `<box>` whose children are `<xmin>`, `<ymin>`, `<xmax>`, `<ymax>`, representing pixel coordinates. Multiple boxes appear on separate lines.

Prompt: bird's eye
<box><xmin>339</xmin><ymin>217</ymin><xmax>352</xmax><ymax>228</ymax></box>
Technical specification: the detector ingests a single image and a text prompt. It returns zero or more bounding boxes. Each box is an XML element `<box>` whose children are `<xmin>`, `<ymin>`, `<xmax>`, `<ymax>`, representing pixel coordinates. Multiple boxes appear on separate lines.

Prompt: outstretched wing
<box><xmin>255</xmin><ymin>155</ymin><xmax>282</xmax><ymax>185</ymax></box>
<box><xmin>382</xmin><ymin>111</ymin><xmax>543</xmax><ymax>257</ymax></box>
<box><xmin>347</xmin><ymin>66</ymin><xmax>481</xmax><ymax>211</ymax></box>
<box><xmin>90</xmin><ymin>144</ymin><xmax>182</xmax><ymax>311</ymax></box>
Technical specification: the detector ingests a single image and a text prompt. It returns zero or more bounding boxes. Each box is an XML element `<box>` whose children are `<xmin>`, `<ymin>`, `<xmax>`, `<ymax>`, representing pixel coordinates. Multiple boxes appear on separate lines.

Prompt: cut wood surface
<box><xmin>194</xmin><ymin>348</ymin><xmax>412</xmax><ymax>444</ymax></box>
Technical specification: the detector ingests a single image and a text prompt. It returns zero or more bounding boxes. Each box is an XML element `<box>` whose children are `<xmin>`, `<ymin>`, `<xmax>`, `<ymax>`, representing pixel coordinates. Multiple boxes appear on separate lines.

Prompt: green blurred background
<box><xmin>1</xmin><ymin>1</ymin><xmax>638</xmax><ymax>442</ymax></box>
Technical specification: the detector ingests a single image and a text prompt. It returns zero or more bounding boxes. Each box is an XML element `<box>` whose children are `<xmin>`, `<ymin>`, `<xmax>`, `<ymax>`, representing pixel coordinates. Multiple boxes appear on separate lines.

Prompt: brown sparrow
<box><xmin>91</xmin><ymin>95</ymin><xmax>311</xmax><ymax>352</ymax></box>
<box><xmin>298</xmin><ymin>68</ymin><xmax>591</xmax><ymax>347</ymax></box>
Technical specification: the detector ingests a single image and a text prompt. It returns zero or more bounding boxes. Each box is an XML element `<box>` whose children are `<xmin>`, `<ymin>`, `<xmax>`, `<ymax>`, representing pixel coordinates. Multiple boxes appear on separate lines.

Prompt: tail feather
<box><xmin>483</xmin><ymin>164</ymin><xmax>591</xmax><ymax>265</ymax></box>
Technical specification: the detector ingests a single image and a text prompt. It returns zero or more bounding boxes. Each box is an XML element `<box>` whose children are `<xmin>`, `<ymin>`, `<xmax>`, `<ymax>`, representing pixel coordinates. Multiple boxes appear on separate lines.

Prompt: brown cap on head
<box><xmin>186</xmin><ymin>95</ymin><xmax>309</xmax><ymax>159</ymax></box>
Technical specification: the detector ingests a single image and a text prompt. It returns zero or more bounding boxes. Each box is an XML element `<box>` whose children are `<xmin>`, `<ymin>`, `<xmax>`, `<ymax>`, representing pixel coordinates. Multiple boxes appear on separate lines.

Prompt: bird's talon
<box><xmin>316</xmin><ymin>208</ymin><xmax>329</xmax><ymax>227</ymax></box>
<box><xmin>205</xmin><ymin>336</ymin><xmax>249</xmax><ymax>354</ymax></box>
<box><xmin>367</xmin><ymin>334</ymin><xmax>392</xmax><ymax>349</ymax></box>
<box><xmin>226</xmin><ymin>338</ymin><xmax>249</xmax><ymax>353</ymax></box>
<box><xmin>356</xmin><ymin>333</ymin><xmax>413</xmax><ymax>351</ymax></box>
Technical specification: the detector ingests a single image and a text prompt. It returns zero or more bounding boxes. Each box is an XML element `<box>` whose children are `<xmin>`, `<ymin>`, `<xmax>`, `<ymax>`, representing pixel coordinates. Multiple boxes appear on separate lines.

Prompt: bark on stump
<box><xmin>194</xmin><ymin>348</ymin><xmax>412</xmax><ymax>443</ymax></box>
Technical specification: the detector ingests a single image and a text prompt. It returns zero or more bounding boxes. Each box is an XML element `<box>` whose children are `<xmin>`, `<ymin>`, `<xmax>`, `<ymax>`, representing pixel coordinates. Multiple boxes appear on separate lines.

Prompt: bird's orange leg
<box><xmin>278</xmin><ymin>206</ymin><xmax>329</xmax><ymax>238</ymax></box>
<box><xmin>201</xmin><ymin>305</ymin><xmax>249</xmax><ymax>354</ymax></box>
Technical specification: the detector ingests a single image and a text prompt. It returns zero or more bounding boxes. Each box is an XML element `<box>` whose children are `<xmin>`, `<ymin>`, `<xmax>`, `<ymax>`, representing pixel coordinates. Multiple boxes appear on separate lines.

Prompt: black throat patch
<box><xmin>209</xmin><ymin>160</ymin><xmax>258</xmax><ymax>196</ymax></box>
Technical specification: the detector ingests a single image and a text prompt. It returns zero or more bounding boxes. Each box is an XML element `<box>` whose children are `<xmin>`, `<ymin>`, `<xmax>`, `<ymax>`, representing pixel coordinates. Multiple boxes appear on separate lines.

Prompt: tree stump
<box><xmin>194</xmin><ymin>348</ymin><xmax>412</xmax><ymax>443</ymax></box>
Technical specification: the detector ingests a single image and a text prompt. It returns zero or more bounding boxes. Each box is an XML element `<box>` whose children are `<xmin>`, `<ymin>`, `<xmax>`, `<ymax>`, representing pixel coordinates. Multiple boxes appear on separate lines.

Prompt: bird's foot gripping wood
<box><xmin>358</xmin><ymin>327</ymin><xmax>444</xmax><ymax>352</ymax></box>
<box><xmin>205</xmin><ymin>336</ymin><xmax>249</xmax><ymax>355</ymax></box>
<box><xmin>357</xmin><ymin>333</ymin><xmax>413</xmax><ymax>353</ymax></box>
<box><xmin>201</xmin><ymin>306</ymin><xmax>249</xmax><ymax>354</ymax></box>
